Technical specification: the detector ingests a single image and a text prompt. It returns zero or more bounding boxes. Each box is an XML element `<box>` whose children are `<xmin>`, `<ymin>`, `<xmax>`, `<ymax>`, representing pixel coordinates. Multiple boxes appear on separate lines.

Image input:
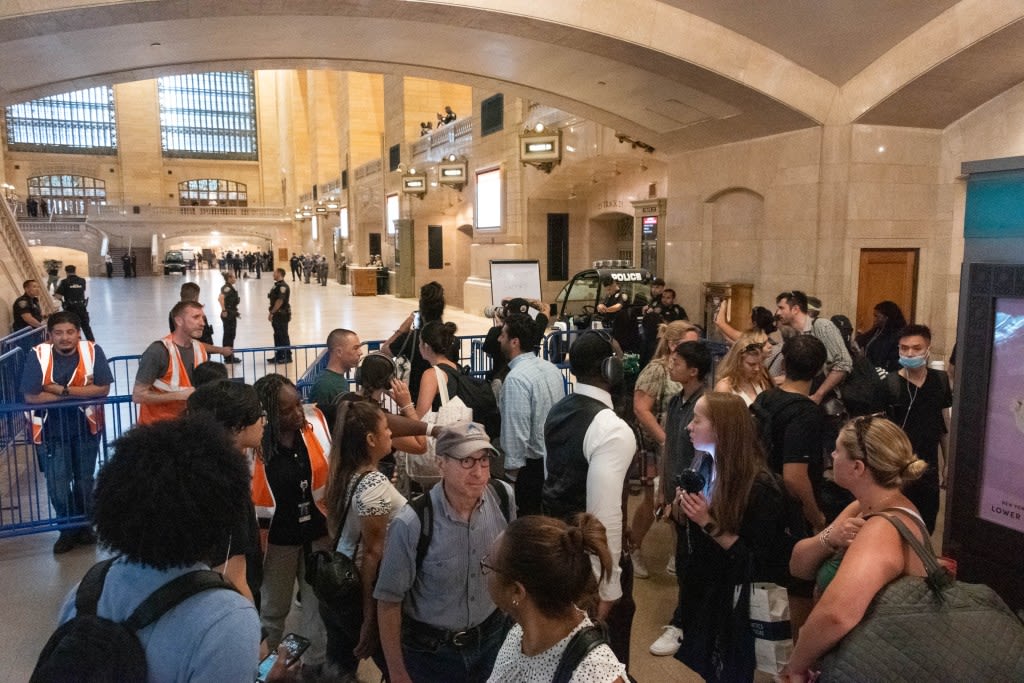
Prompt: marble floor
<box><xmin>0</xmin><ymin>269</ymin><xmax>702</xmax><ymax>682</ymax></box>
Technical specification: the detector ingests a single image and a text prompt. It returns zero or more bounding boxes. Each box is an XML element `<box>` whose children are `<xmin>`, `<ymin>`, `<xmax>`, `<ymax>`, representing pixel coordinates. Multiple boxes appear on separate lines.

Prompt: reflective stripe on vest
<box><xmin>30</xmin><ymin>341</ymin><xmax>103</xmax><ymax>444</ymax></box>
<box><xmin>138</xmin><ymin>335</ymin><xmax>208</xmax><ymax>425</ymax></box>
<box><xmin>251</xmin><ymin>405</ymin><xmax>332</xmax><ymax>525</ymax></box>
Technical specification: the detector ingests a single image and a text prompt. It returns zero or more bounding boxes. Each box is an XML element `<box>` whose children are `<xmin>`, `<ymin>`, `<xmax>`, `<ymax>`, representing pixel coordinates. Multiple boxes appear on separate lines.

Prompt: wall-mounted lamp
<box><xmin>294</xmin><ymin>197</ymin><xmax>342</xmax><ymax>222</ymax></box>
<box><xmin>438</xmin><ymin>154</ymin><xmax>468</xmax><ymax>191</ymax></box>
<box><xmin>519</xmin><ymin>124</ymin><xmax>562</xmax><ymax>173</ymax></box>
<box><xmin>402</xmin><ymin>168</ymin><xmax>428</xmax><ymax>198</ymax></box>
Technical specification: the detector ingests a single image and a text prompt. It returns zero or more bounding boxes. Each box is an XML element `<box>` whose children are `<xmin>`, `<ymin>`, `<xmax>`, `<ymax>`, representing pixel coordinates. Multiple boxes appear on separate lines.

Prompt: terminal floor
<box><xmin>0</xmin><ymin>270</ymin><xmax>943</xmax><ymax>682</ymax></box>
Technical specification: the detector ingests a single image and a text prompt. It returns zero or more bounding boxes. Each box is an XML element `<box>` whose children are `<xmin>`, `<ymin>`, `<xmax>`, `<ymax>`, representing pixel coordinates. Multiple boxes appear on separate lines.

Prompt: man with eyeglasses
<box><xmin>542</xmin><ymin>330</ymin><xmax>637</xmax><ymax>669</ymax></box>
<box><xmin>375</xmin><ymin>421</ymin><xmax>515</xmax><ymax>683</ymax></box>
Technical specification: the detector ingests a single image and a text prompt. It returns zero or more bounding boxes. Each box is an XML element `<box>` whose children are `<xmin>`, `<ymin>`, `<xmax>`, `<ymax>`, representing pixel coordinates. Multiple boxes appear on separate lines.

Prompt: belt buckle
<box><xmin>451</xmin><ymin>630</ymin><xmax>469</xmax><ymax>647</ymax></box>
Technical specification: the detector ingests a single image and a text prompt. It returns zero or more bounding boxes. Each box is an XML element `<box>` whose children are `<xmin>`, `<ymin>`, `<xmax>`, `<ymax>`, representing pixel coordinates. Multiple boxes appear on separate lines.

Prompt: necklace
<box><xmin>861</xmin><ymin>491</ymin><xmax>902</xmax><ymax>515</ymax></box>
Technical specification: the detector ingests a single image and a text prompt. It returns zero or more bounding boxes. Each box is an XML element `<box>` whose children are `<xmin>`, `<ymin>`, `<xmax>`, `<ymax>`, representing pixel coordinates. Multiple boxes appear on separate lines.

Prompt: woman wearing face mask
<box><xmin>882</xmin><ymin>324</ymin><xmax>951</xmax><ymax>533</ymax></box>
<box><xmin>671</xmin><ymin>392</ymin><xmax>795</xmax><ymax>682</ymax></box>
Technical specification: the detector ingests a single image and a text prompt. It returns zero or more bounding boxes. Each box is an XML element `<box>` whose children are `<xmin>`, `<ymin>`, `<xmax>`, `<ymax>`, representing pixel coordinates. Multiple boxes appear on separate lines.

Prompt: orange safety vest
<box><xmin>30</xmin><ymin>341</ymin><xmax>105</xmax><ymax>444</ymax></box>
<box><xmin>137</xmin><ymin>335</ymin><xmax>208</xmax><ymax>425</ymax></box>
<box><xmin>252</xmin><ymin>404</ymin><xmax>332</xmax><ymax>527</ymax></box>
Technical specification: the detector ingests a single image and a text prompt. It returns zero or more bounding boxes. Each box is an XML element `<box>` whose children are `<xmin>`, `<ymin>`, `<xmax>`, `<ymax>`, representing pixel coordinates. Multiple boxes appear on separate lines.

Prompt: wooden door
<box><xmin>856</xmin><ymin>249</ymin><xmax>918</xmax><ymax>332</ymax></box>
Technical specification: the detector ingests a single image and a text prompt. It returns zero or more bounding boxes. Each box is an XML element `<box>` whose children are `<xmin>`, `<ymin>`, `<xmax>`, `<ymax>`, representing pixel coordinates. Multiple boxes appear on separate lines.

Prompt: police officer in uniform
<box><xmin>267</xmin><ymin>268</ymin><xmax>292</xmax><ymax>364</ymax></box>
<box><xmin>219</xmin><ymin>271</ymin><xmax>242</xmax><ymax>363</ymax></box>
<box><xmin>12</xmin><ymin>279</ymin><xmax>45</xmax><ymax>332</ymax></box>
<box><xmin>54</xmin><ymin>265</ymin><xmax>94</xmax><ymax>342</ymax></box>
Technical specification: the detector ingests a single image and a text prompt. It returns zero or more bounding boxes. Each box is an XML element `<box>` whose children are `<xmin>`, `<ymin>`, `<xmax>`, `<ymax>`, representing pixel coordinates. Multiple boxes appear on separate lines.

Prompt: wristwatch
<box><xmin>702</xmin><ymin>521</ymin><xmax>717</xmax><ymax>536</ymax></box>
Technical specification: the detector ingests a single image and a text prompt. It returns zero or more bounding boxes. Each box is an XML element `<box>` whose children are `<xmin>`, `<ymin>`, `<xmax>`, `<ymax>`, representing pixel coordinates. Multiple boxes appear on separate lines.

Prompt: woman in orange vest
<box><xmin>252</xmin><ymin>374</ymin><xmax>331</xmax><ymax>670</ymax></box>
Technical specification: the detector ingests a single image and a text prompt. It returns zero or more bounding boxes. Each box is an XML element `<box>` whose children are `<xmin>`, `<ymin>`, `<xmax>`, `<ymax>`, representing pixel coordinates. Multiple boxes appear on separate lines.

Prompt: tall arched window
<box><xmin>158</xmin><ymin>72</ymin><xmax>257</xmax><ymax>160</ymax></box>
<box><xmin>27</xmin><ymin>175</ymin><xmax>107</xmax><ymax>216</ymax></box>
<box><xmin>5</xmin><ymin>87</ymin><xmax>117</xmax><ymax>154</ymax></box>
<box><xmin>178</xmin><ymin>179</ymin><xmax>248</xmax><ymax>207</ymax></box>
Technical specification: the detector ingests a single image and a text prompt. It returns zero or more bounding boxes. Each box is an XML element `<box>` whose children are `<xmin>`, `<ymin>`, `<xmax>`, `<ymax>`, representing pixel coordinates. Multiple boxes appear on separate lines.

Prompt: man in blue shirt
<box><xmin>20</xmin><ymin>311</ymin><xmax>112</xmax><ymax>554</ymax></box>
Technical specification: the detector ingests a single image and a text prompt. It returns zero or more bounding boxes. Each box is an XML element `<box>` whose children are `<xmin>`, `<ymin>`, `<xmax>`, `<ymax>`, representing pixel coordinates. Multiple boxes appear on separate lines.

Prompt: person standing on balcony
<box><xmin>20</xmin><ymin>311</ymin><xmax>112</xmax><ymax>554</ymax></box>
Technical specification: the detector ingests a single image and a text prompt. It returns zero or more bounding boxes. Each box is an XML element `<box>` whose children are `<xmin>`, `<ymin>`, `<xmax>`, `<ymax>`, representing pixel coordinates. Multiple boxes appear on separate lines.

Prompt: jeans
<box><xmin>402</xmin><ymin>612</ymin><xmax>510</xmax><ymax>683</ymax></box>
<box><xmin>260</xmin><ymin>540</ymin><xmax>328</xmax><ymax>666</ymax></box>
<box><xmin>42</xmin><ymin>433</ymin><xmax>100</xmax><ymax>520</ymax></box>
<box><xmin>320</xmin><ymin>596</ymin><xmax>389</xmax><ymax>677</ymax></box>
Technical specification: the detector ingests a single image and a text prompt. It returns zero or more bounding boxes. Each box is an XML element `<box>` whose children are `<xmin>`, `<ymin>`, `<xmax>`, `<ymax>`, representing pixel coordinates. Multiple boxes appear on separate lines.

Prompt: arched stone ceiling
<box><xmin>0</xmin><ymin>0</ymin><xmax>1022</xmax><ymax>152</ymax></box>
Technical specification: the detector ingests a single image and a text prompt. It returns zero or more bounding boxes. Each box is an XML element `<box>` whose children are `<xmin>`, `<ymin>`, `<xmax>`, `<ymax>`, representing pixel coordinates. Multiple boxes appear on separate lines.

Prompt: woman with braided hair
<box><xmin>485</xmin><ymin>513</ymin><xmax>627</xmax><ymax>682</ymax></box>
<box><xmin>252</xmin><ymin>373</ymin><xmax>332</xmax><ymax>671</ymax></box>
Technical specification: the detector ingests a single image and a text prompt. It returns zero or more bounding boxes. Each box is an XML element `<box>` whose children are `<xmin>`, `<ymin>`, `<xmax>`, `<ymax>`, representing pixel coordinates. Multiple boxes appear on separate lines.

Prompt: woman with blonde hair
<box><xmin>628</xmin><ymin>320</ymin><xmax>700</xmax><ymax>578</ymax></box>
<box><xmin>673</xmin><ymin>391</ymin><xmax>794</xmax><ymax>681</ymax></box>
<box><xmin>780</xmin><ymin>416</ymin><xmax>928</xmax><ymax>681</ymax></box>
<box><xmin>713</xmin><ymin>330</ymin><xmax>772</xmax><ymax>406</ymax></box>
<box><xmin>485</xmin><ymin>513</ymin><xmax>627</xmax><ymax>682</ymax></box>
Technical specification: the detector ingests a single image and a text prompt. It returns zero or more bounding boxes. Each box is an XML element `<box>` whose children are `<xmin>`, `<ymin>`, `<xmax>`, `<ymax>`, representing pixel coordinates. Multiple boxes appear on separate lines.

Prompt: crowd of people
<box><xmin>19</xmin><ymin>271</ymin><xmax>958</xmax><ymax>682</ymax></box>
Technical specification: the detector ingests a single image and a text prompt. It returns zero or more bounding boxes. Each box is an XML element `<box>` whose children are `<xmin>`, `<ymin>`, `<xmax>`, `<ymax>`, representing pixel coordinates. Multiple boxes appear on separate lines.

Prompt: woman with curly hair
<box><xmin>320</xmin><ymin>400</ymin><xmax>405</xmax><ymax>677</ymax></box>
<box><xmin>485</xmin><ymin>513</ymin><xmax>627</xmax><ymax>682</ymax></box>
<box><xmin>252</xmin><ymin>373</ymin><xmax>332</xmax><ymax>669</ymax></box>
<box><xmin>713</xmin><ymin>331</ymin><xmax>772</xmax><ymax>406</ymax></box>
<box><xmin>55</xmin><ymin>414</ymin><xmax>260</xmax><ymax>681</ymax></box>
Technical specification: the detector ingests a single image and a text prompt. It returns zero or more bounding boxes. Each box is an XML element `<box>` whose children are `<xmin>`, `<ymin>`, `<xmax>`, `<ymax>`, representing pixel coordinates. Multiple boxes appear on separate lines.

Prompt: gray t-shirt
<box><xmin>136</xmin><ymin>340</ymin><xmax>197</xmax><ymax>386</ymax></box>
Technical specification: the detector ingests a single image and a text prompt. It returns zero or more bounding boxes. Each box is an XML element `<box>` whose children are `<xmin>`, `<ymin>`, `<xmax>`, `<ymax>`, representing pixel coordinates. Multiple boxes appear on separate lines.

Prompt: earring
<box><xmin>512</xmin><ymin>599</ymin><xmax>519</xmax><ymax>608</ymax></box>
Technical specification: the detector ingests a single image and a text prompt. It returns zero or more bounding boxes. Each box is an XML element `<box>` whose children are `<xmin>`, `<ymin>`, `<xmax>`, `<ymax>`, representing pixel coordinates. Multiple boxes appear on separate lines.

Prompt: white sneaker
<box><xmin>649</xmin><ymin>625</ymin><xmax>684</xmax><ymax>656</ymax></box>
<box><xmin>666</xmin><ymin>555</ymin><xmax>676</xmax><ymax>576</ymax></box>
<box><xmin>631</xmin><ymin>552</ymin><xmax>650</xmax><ymax>579</ymax></box>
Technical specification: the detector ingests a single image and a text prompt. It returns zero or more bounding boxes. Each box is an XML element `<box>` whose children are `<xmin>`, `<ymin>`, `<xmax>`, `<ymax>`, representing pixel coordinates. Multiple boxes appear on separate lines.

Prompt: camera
<box><xmin>675</xmin><ymin>468</ymin><xmax>706</xmax><ymax>495</ymax></box>
<box><xmin>483</xmin><ymin>305</ymin><xmax>505</xmax><ymax>319</ymax></box>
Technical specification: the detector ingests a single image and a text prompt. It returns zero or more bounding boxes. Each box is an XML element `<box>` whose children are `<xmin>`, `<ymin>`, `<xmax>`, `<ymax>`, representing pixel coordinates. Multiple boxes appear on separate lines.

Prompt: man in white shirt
<box><xmin>542</xmin><ymin>329</ymin><xmax>637</xmax><ymax>670</ymax></box>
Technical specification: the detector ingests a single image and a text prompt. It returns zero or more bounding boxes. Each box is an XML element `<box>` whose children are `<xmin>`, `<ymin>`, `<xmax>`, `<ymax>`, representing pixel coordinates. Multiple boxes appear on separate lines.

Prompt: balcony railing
<box><xmin>88</xmin><ymin>204</ymin><xmax>288</xmax><ymax>219</ymax></box>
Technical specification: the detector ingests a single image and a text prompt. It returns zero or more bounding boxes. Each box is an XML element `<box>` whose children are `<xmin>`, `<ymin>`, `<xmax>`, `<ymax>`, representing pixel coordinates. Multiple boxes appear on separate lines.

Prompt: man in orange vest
<box><xmin>132</xmin><ymin>300</ymin><xmax>232</xmax><ymax>424</ymax></box>
<box><xmin>20</xmin><ymin>311</ymin><xmax>112</xmax><ymax>554</ymax></box>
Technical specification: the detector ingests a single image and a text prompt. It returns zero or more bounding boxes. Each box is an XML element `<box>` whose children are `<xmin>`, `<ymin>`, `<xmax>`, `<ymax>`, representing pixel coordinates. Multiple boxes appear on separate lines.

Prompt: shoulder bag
<box><xmin>819</xmin><ymin>511</ymin><xmax>1024</xmax><ymax>682</ymax></box>
<box><xmin>305</xmin><ymin>472</ymin><xmax>370</xmax><ymax>607</ymax></box>
<box><xmin>400</xmin><ymin>367</ymin><xmax>471</xmax><ymax>492</ymax></box>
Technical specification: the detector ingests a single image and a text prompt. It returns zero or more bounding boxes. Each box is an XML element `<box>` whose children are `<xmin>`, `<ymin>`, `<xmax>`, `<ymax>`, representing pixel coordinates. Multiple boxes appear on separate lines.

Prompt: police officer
<box><xmin>597</xmin><ymin>275</ymin><xmax>629</xmax><ymax>328</ymax></box>
<box><xmin>12</xmin><ymin>279</ymin><xmax>45</xmax><ymax>332</ymax></box>
<box><xmin>267</xmin><ymin>268</ymin><xmax>292</xmax><ymax>364</ymax></box>
<box><xmin>54</xmin><ymin>265</ymin><xmax>94</xmax><ymax>342</ymax></box>
<box><xmin>219</xmin><ymin>271</ymin><xmax>242</xmax><ymax>363</ymax></box>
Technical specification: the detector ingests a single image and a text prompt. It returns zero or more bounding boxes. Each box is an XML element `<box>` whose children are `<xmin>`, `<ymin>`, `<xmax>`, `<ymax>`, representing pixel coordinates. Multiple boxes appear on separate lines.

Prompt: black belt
<box><xmin>405</xmin><ymin>609</ymin><xmax>506</xmax><ymax>648</ymax></box>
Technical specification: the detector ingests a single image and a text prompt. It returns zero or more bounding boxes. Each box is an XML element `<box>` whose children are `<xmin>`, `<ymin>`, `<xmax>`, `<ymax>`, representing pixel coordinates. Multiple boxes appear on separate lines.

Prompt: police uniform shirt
<box><xmin>221</xmin><ymin>283</ymin><xmax>240</xmax><ymax>315</ymax></box>
<box><xmin>56</xmin><ymin>275</ymin><xmax>87</xmax><ymax>304</ymax></box>
<box><xmin>268</xmin><ymin>280</ymin><xmax>290</xmax><ymax>314</ymax></box>
<box><xmin>602</xmin><ymin>290</ymin><xmax>629</xmax><ymax>322</ymax></box>
<box><xmin>13</xmin><ymin>294</ymin><xmax>42</xmax><ymax>331</ymax></box>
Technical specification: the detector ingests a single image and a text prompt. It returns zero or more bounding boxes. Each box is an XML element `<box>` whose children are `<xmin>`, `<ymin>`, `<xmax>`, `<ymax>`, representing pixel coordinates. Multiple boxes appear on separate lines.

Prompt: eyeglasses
<box><xmin>852</xmin><ymin>414</ymin><xmax>877</xmax><ymax>463</ymax></box>
<box><xmin>445</xmin><ymin>454</ymin><xmax>492</xmax><ymax>469</ymax></box>
<box><xmin>479</xmin><ymin>554</ymin><xmax>501</xmax><ymax>576</ymax></box>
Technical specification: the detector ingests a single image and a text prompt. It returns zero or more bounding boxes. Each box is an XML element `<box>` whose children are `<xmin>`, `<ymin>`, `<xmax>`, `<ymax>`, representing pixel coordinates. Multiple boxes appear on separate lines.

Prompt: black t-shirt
<box><xmin>56</xmin><ymin>275</ymin><xmax>87</xmax><ymax>304</ymax></box>
<box><xmin>263</xmin><ymin>437</ymin><xmax>328</xmax><ymax>546</ymax></box>
<box><xmin>268</xmin><ymin>280</ymin><xmax>291</xmax><ymax>315</ymax></box>
<box><xmin>885</xmin><ymin>369</ymin><xmax>951</xmax><ymax>464</ymax></box>
<box><xmin>12</xmin><ymin>294</ymin><xmax>42</xmax><ymax>331</ymax></box>
<box><xmin>221</xmin><ymin>284</ymin><xmax>240</xmax><ymax>312</ymax></box>
<box><xmin>753</xmin><ymin>388</ymin><xmax>826</xmax><ymax>485</ymax></box>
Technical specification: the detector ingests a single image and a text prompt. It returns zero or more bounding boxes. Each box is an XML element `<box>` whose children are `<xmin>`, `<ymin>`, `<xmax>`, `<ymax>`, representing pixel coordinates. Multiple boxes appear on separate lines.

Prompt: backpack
<box><xmin>552</xmin><ymin>625</ymin><xmax>609</xmax><ymax>683</ymax></box>
<box><xmin>438</xmin><ymin>365</ymin><xmax>502</xmax><ymax>439</ymax></box>
<box><xmin>411</xmin><ymin>478</ymin><xmax>511</xmax><ymax>570</ymax></box>
<box><xmin>31</xmin><ymin>558</ymin><xmax>236</xmax><ymax>683</ymax></box>
<box><xmin>749</xmin><ymin>391</ymin><xmax>808</xmax><ymax>462</ymax></box>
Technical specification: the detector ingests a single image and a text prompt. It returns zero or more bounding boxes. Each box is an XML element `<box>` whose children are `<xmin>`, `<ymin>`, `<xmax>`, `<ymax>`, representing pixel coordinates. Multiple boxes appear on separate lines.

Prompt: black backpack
<box><xmin>411</xmin><ymin>478</ymin><xmax>511</xmax><ymax>570</ymax></box>
<box><xmin>552</xmin><ymin>625</ymin><xmax>609</xmax><ymax>683</ymax></box>
<box><xmin>438</xmin><ymin>365</ymin><xmax>502</xmax><ymax>439</ymax></box>
<box><xmin>749</xmin><ymin>390</ymin><xmax>807</xmax><ymax>462</ymax></box>
<box><xmin>32</xmin><ymin>558</ymin><xmax>236</xmax><ymax>683</ymax></box>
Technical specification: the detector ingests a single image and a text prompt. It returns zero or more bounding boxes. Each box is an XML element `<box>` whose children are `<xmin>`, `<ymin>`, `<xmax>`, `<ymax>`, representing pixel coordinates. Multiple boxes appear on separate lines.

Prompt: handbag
<box><xmin>304</xmin><ymin>472</ymin><xmax>370</xmax><ymax>606</ymax></box>
<box><xmin>391</xmin><ymin>325</ymin><xmax>417</xmax><ymax>382</ymax></box>
<box><xmin>819</xmin><ymin>511</ymin><xmax>1024</xmax><ymax>682</ymax></box>
<box><xmin>397</xmin><ymin>367</ymin><xmax>471</xmax><ymax>492</ymax></box>
<box><xmin>748</xmin><ymin>582</ymin><xmax>792</xmax><ymax>675</ymax></box>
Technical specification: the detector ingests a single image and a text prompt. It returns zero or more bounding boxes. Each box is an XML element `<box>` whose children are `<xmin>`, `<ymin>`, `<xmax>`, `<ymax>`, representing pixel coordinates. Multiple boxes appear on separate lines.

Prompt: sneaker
<box><xmin>75</xmin><ymin>527</ymin><xmax>97</xmax><ymax>546</ymax></box>
<box><xmin>632</xmin><ymin>552</ymin><xmax>650</xmax><ymax>579</ymax></box>
<box><xmin>649</xmin><ymin>625</ymin><xmax>684</xmax><ymax>656</ymax></box>
<box><xmin>53</xmin><ymin>531</ymin><xmax>77</xmax><ymax>554</ymax></box>
<box><xmin>666</xmin><ymin>555</ymin><xmax>676</xmax><ymax>576</ymax></box>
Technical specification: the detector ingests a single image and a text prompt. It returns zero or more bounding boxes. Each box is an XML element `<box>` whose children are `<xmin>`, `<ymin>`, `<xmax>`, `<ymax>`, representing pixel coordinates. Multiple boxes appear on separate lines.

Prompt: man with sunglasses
<box><xmin>375</xmin><ymin>421</ymin><xmax>515</xmax><ymax>683</ymax></box>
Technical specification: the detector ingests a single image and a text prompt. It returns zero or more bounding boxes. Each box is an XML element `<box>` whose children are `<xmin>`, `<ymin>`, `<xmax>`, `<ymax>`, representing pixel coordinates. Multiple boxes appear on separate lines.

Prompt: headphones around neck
<box><xmin>575</xmin><ymin>329</ymin><xmax>624</xmax><ymax>387</ymax></box>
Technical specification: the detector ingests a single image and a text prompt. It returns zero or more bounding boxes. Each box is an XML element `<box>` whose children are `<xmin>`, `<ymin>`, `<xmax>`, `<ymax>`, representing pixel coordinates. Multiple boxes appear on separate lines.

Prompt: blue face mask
<box><xmin>899</xmin><ymin>354</ymin><xmax>928</xmax><ymax>369</ymax></box>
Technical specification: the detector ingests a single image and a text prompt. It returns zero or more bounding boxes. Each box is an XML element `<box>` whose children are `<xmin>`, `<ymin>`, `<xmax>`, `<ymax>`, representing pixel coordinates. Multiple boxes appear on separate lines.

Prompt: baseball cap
<box><xmin>435</xmin><ymin>421</ymin><xmax>498</xmax><ymax>460</ymax></box>
<box><xmin>504</xmin><ymin>298</ymin><xmax>530</xmax><ymax>315</ymax></box>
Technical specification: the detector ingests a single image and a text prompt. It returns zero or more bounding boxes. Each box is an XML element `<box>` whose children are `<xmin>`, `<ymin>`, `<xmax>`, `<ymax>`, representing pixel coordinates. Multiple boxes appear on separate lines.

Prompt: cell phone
<box><xmin>256</xmin><ymin>633</ymin><xmax>310</xmax><ymax>682</ymax></box>
<box><xmin>412</xmin><ymin>311</ymin><xmax>421</xmax><ymax>330</ymax></box>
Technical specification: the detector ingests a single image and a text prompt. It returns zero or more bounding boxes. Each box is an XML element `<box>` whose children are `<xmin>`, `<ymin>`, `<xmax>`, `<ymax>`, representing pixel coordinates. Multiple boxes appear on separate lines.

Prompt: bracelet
<box><xmin>400</xmin><ymin>403</ymin><xmax>414</xmax><ymax>412</ymax></box>
<box><xmin>819</xmin><ymin>525</ymin><xmax>837</xmax><ymax>551</ymax></box>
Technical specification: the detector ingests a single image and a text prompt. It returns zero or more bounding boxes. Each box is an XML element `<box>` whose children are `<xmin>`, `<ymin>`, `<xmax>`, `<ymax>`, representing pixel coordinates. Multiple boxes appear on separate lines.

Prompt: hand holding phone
<box><xmin>256</xmin><ymin>633</ymin><xmax>309</xmax><ymax>682</ymax></box>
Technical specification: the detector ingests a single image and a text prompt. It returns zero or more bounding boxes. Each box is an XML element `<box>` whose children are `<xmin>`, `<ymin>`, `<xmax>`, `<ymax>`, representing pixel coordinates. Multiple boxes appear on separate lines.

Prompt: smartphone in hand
<box><xmin>256</xmin><ymin>633</ymin><xmax>310</xmax><ymax>682</ymax></box>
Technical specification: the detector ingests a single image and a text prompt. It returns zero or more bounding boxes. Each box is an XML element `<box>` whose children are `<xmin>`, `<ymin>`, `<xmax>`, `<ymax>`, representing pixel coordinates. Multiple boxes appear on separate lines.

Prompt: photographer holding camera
<box><xmin>480</xmin><ymin>297</ymin><xmax>548</xmax><ymax>386</ymax></box>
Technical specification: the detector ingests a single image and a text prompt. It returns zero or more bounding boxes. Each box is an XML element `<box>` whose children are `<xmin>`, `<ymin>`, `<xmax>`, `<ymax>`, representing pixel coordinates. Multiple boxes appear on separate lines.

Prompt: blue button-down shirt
<box><xmin>498</xmin><ymin>352</ymin><xmax>566</xmax><ymax>470</ymax></box>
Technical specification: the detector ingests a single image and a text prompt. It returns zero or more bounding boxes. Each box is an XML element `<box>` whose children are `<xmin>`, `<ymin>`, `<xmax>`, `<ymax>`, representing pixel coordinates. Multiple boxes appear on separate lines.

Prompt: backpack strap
<box><xmin>75</xmin><ymin>557</ymin><xmax>118</xmax><ymax>617</ymax></box>
<box><xmin>124</xmin><ymin>570</ymin><xmax>237</xmax><ymax>632</ymax></box>
<box><xmin>552</xmin><ymin>625</ymin><xmax>608</xmax><ymax>683</ymax></box>
<box><xmin>412</xmin><ymin>478</ymin><xmax>512</xmax><ymax>571</ymax></box>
